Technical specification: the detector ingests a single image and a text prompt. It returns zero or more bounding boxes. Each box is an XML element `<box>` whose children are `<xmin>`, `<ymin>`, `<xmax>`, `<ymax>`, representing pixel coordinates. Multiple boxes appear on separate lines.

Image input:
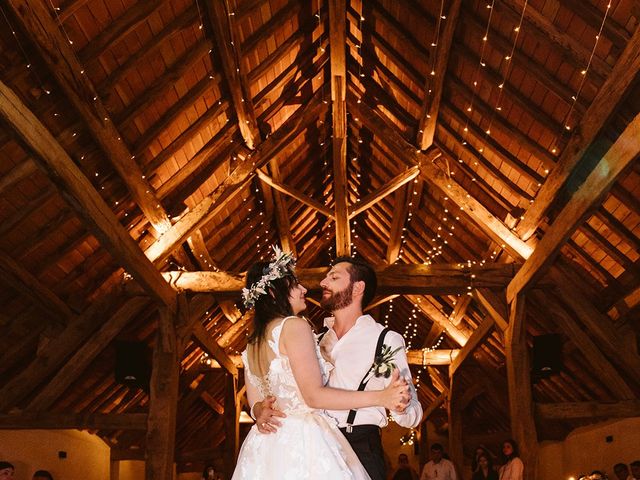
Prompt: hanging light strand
<box><xmin>562</xmin><ymin>2</ymin><xmax>611</xmax><ymax>132</ymax></box>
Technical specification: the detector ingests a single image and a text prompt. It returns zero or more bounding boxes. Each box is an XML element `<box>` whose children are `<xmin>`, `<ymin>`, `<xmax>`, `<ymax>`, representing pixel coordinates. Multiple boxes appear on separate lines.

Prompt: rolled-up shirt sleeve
<box><xmin>385</xmin><ymin>331</ymin><xmax>423</xmax><ymax>428</ymax></box>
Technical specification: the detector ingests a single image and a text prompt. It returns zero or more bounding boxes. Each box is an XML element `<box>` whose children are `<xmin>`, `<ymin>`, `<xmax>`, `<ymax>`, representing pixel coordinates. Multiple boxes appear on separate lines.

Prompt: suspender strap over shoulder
<box><xmin>345</xmin><ymin>327</ymin><xmax>390</xmax><ymax>432</ymax></box>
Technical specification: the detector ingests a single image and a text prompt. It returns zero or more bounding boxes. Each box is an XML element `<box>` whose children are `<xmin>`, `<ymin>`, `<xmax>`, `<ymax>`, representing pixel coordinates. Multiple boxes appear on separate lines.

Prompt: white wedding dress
<box><xmin>232</xmin><ymin>316</ymin><xmax>371</xmax><ymax>480</ymax></box>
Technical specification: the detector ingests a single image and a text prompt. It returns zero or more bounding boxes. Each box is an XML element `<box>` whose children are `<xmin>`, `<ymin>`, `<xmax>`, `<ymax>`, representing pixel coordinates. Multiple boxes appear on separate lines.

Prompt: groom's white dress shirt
<box><xmin>319</xmin><ymin>314</ymin><xmax>422</xmax><ymax>428</ymax></box>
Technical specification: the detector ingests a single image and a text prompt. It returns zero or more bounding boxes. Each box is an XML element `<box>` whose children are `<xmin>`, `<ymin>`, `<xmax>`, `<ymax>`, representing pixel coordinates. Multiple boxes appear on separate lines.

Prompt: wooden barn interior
<box><xmin>0</xmin><ymin>0</ymin><xmax>639</xmax><ymax>479</ymax></box>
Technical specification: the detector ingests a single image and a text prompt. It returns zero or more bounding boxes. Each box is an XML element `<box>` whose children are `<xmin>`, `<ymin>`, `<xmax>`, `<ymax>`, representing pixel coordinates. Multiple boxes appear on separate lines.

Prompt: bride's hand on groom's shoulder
<box><xmin>254</xmin><ymin>396</ymin><xmax>287</xmax><ymax>434</ymax></box>
<box><xmin>381</xmin><ymin>369</ymin><xmax>411</xmax><ymax>413</ymax></box>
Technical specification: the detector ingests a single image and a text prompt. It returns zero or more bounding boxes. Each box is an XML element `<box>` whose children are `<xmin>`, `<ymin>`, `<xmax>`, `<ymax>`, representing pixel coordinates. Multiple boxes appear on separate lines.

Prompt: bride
<box><xmin>232</xmin><ymin>248</ymin><xmax>410</xmax><ymax>479</ymax></box>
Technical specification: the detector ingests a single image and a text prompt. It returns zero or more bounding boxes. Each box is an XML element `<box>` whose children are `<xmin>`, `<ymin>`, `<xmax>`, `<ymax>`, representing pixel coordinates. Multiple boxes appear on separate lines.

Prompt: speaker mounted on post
<box><xmin>114</xmin><ymin>340</ymin><xmax>151</xmax><ymax>390</ymax></box>
<box><xmin>531</xmin><ymin>334</ymin><xmax>563</xmax><ymax>382</ymax></box>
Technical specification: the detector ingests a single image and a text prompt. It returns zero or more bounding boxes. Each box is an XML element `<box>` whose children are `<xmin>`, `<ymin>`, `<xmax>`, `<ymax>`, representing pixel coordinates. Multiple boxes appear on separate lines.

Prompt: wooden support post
<box><xmin>223</xmin><ymin>372</ymin><xmax>240</xmax><ymax>479</ymax></box>
<box><xmin>448</xmin><ymin>379</ymin><xmax>464</xmax><ymax>475</ymax></box>
<box><xmin>145</xmin><ymin>298</ymin><xmax>184</xmax><ymax>480</ymax></box>
<box><xmin>505</xmin><ymin>294</ymin><xmax>537</xmax><ymax>480</ymax></box>
<box><xmin>419</xmin><ymin>421</ymin><xmax>429</xmax><ymax>469</ymax></box>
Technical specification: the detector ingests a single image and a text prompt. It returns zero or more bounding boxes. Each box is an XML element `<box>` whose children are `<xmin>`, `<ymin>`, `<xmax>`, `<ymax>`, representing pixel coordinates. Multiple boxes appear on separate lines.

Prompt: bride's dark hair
<box><xmin>245</xmin><ymin>261</ymin><xmax>297</xmax><ymax>345</ymax></box>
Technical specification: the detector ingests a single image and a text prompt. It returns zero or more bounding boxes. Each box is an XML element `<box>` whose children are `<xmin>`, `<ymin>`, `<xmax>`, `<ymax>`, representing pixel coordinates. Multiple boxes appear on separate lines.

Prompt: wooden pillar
<box><xmin>145</xmin><ymin>301</ymin><xmax>183</xmax><ymax>480</ymax></box>
<box><xmin>223</xmin><ymin>372</ymin><xmax>240</xmax><ymax>478</ymax></box>
<box><xmin>448</xmin><ymin>381</ymin><xmax>464</xmax><ymax>475</ymax></box>
<box><xmin>419</xmin><ymin>421</ymin><xmax>429</xmax><ymax>468</ymax></box>
<box><xmin>505</xmin><ymin>294</ymin><xmax>538</xmax><ymax>480</ymax></box>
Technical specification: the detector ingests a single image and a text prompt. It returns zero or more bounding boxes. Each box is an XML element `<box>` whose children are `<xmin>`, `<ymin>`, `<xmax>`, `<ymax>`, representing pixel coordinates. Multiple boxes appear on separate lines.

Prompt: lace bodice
<box><xmin>242</xmin><ymin>316</ymin><xmax>332</xmax><ymax>414</ymax></box>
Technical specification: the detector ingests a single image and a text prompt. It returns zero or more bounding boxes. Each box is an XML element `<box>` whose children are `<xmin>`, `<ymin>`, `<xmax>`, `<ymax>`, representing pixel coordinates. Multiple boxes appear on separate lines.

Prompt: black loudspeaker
<box><xmin>115</xmin><ymin>341</ymin><xmax>151</xmax><ymax>389</ymax></box>
<box><xmin>532</xmin><ymin>334</ymin><xmax>563</xmax><ymax>378</ymax></box>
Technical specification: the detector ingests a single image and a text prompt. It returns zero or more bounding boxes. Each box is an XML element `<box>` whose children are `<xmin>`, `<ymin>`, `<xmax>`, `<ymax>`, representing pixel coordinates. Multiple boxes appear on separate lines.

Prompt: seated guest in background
<box><xmin>630</xmin><ymin>461</ymin><xmax>640</xmax><ymax>480</ymax></box>
<box><xmin>420</xmin><ymin>443</ymin><xmax>457</xmax><ymax>480</ymax></box>
<box><xmin>392</xmin><ymin>453</ymin><xmax>419</xmax><ymax>480</ymax></box>
<box><xmin>0</xmin><ymin>463</ymin><xmax>14</xmax><ymax>479</ymax></box>
<box><xmin>32</xmin><ymin>471</ymin><xmax>53</xmax><ymax>480</ymax></box>
<box><xmin>498</xmin><ymin>439</ymin><xmax>523</xmax><ymax>480</ymax></box>
<box><xmin>614</xmin><ymin>463</ymin><xmax>632</xmax><ymax>480</ymax></box>
<box><xmin>472</xmin><ymin>453</ymin><xmax>498</xmax><ymax>480</ymax></box>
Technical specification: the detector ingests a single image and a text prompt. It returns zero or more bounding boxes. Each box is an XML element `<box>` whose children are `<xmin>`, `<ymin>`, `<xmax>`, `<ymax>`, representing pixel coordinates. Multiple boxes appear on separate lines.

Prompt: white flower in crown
<box><xmin>242</xmin><ymin>245</ymin><xmax>296</xmax><ymax>308</ymax></box>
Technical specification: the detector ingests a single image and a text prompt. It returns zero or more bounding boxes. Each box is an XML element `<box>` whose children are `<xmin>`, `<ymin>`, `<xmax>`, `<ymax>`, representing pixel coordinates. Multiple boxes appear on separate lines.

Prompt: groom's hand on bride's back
<box><xmin>254</xmin><ymin>396</ymin><xmax>286</xmax><ymax>434</ymax></box>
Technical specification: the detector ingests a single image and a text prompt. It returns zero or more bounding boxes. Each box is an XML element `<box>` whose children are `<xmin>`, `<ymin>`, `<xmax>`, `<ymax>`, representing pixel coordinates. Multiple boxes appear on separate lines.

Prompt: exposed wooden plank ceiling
<box><xmin>0</xmin><ymin>0</ymin><xmax>638</xmax><ymax>474</ymax></box>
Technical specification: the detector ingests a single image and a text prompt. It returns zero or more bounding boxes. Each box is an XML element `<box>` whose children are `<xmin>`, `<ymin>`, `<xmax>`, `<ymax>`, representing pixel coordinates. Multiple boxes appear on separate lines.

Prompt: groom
<box><xmin>253</xmin><ymin>256</ymin><xmax>423</xmax><ymax>480</ymax></box>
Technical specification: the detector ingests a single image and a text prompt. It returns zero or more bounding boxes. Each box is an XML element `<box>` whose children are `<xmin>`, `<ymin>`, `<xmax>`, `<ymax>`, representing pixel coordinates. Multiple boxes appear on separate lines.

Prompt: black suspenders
<box><xmin>345</xmin><ymin>327</ymin><xmax>390</xmax><ymax>432</ymax></box>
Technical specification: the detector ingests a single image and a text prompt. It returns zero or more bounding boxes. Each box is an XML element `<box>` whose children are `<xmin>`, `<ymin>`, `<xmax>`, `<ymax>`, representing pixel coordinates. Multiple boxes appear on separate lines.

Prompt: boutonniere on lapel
<box><xmin>366</xmin><ymin>344</ymin><xmax>402</xmax><ymax>380</ymax></box>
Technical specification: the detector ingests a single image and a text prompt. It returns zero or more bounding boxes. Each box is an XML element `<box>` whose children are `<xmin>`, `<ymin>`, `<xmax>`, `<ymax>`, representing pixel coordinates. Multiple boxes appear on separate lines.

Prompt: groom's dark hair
<box><xmin>332</xmin><ymin>256</ymin><xmax>377</xmax><ymax>308</ymax></box>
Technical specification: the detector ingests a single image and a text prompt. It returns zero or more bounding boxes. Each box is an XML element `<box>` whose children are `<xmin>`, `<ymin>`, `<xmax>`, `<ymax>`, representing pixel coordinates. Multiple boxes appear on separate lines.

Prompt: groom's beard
<box><xmin>320</xmin><ymin>283</ymin><xmax>353</xmax><ymax>311</ymax></box>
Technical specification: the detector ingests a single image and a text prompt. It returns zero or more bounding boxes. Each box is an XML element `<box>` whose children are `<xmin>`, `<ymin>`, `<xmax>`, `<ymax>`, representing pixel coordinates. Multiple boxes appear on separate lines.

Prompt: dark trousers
<box><xmin>339</xmin><ymin>425</ymin><xmax>385</xmax><ymax>480</ymax></box>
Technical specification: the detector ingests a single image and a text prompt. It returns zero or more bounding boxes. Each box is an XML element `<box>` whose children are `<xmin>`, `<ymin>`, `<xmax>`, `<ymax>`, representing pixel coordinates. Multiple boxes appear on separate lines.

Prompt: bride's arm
<box><xmin>281</xmin><ymin>316</ymin><xmax>409</xmax><ymax>411</ymax></box>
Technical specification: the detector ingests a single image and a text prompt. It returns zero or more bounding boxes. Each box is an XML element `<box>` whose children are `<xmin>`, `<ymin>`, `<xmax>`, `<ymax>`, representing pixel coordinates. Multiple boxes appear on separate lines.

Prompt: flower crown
<box><xmin>242</xmin><ymin>246</ymin><xmax>296</xmax><ymax>308</ymax></box>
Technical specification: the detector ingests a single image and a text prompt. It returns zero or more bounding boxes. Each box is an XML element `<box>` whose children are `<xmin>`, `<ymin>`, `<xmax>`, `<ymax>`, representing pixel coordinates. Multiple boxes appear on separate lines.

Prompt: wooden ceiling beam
<box><xmin>0</xmin><ymin>80</ymin><xmax>176</xmax><ymax>308</ymax></box>
<box><xmin>0</xmin><ymin>413</ymin><xmax>147</xmax><ymax>430</ymax></box>
<box><xmin>265</xmin><ymin>161</ymin><xmax>297</xmax><ymax>255</ymax></box>
<box><xmin>348</xmin><ymin>166</ymin><xmax>420</xmax><ymax>219</ymax></box>
<box><xmin>460</xmin><ymin>12</ymin><xmax>587</xmax><ymax>116</ymax></box>
<box><xmin>256</xmin><ymin>169</ymin><xmax>334</xmax><ymax>219</ymax></box>
<box><xmin>349</xmin><ymin>98</ymin><xmax>534</xmax><ymax>260</ymax></box>
<box><xmin>435</xmin><ymin>139</ymin><xmax>515</xmax><ymax>215</ymax></box>
<box><xmin>441</xmin><ymin>102</ymin><xmax>544</xmax><ymax>185</ymax></box>
<box><xmin>163</xmin><ymin>263</ymin><xmax>521</xmax><ymax>295</ymax></box>
<box><xmin>0</xmin><ymin>250</ymin><xmax>74</xmax><ymax>320</ymax></box>
<box><xmin>0</xmin><ymin>159</ymin><xmax>37</xmax><ymax>195</ymax></box>
<box><xmin>386</xmin><ymin>182</ymin><xmax>412</xmax><ymax>264</ymax></box>
<box><xmin>496</xmin><ymin>0</ymin><xmax>610</xmax><ymax>83</ymax></box>
<box><xmin>57</xmin><ymin>0</ymin><xmax>90</xmax><ymax>22</ymax></box>
<box><xmin>187</xmin><ymin>232</ymin><xmax>241</xmax><ymax>324</ymax></box>
<box><xmin>254</xmin><ymin>34</ymin><xmax>329</xmax><ymax>109</ymax></box>
<box><xmin>549</xmin><ymin>266</ymin><xmax>640</xmax><ymax>386</ymax></box>
<box><xmin>530</xmin><ymin>290</ymin><xmax>635</xmax><ymax>400</ymax></box>
<box><xmin>240</xmin><ymin>0</ymin><xmax>303</xmax><ymax>56</ymax></box>
<box><xmin>115</xmin><ymin>39</ymin><xmax>213</xmax><ymax>127</ymax></box>
<box><xmin>407</xmin><ymin>349</ymin><xmax>459</xmax><ymax>366</ymax></box>
<box><xmin>474</xmin><ymin>288</ymin><xmax>509</xmax><ymax>332</ymax></box>
<box><xmin>536</xmin><ymin>400</ymin><xmax>640</xmax><ymax>420</ymax></box>
<box><xmin>7</xmin><ymin>0</ymin><xmax>172</xmax><ymax>234</ymax></box>
<box><xmin>416</xmin><ymin>0</ymin><xmax>462</xmax><ymax>150</ymax></box>
<box><xmin>144</xmin><ymin>90</ymin><xmax>327</xmax><ymax>265</ymax></box>
<box><xmin>408</xmin><ymin>295</ymin><xmax>471</xmax><ymax>347</ymax></box>
<box><xmin>248</xmin><ymin>14</ymin><xmax>325</xmax><ymax>83</ymax></box>
<box><xmin>438</xmin><ymin>124</ymin><xmax>530</xmax><ymax>203</ymax></box>
<box><xmin>26</xmin><ymin>297</ymin><xmax>150</xmax><ymax>412</ymax></box>
<box><xmin>78</xmin><ymin>0</ymin><xmax>163</xmax><ymax>62</ymax></box>
<box><xmin>192</xmin><ymin>322</ymin><xmax>238</xmax><ymax>377</ymax></box>
<box><xmin>507</xmin><ymin>112</ymin><xmax>640</xmax><ymax>302</ymax></box>
<box><xmin>421</xmin><ymin>391</ymin><xmax>447</xmax><ymax>423</ymax></box>
<box><xmin>155</xmin><ymin>123</ymin><xmax>237</xmax><ymax>201</ymax></box>
<box><xmin>608</xmin><ymin>282</ymin><xmax>640</xmax><ymax>322</ymax></box>
<box><xmin>134</xmin><ymin>75</ymin><xmax>223</xmax><ymax>161</ymax></box>
<box><xmin>451</xmin><ymin>40</ymin><xmax>565</xmax><ymax>134</ymax></box>
<box><xmin>447</xmin><ymin>76</ymin><xmax>556</xmax><ymax>169</ymax></box>
<box><xmin>517</xmin><ymin>26</ymin><xmax>640</xmax><ymax>240</ymax></box>
<box><xmin>0</xmin><ymin>292</ymin><xmax>121</xmax><ymax>412</ymax></box>
<box><xmin>329</xmin><ymin>0</ymin><xmax>350</xmax><ymax>256</ymax></box>
<box><xmin>205</xmin><ymin>0</ymin><xmax>260</xmax><ymax>150</ymax></box>
<box><xmin>97</xmin><ymin>6</ymin><xmax>198</xmax><ymax>94</ymax></box>
<box><xmin>449</xmin><ymin>316</ymin><xmax>494</xmax><ymax>377</ymax></box>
